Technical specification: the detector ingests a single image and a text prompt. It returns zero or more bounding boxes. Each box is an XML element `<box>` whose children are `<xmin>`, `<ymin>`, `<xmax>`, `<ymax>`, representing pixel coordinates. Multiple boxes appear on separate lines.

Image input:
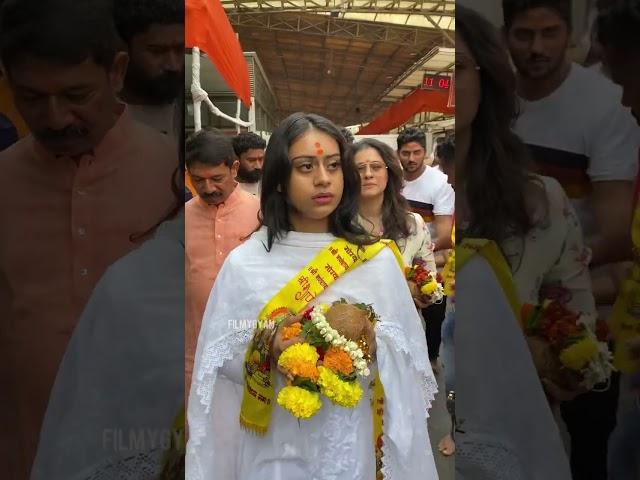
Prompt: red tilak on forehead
<box><xmin>314</xmin><ymin>142</ymin><xmax>324</xmax><ymax>155</ymax></box>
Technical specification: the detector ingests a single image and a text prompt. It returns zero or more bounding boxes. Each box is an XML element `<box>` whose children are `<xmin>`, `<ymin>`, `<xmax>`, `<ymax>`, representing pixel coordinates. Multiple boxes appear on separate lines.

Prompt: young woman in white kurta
<box><xmin>187</xmin><ymin>113</ymin><xmax>438</xmax><ymax>480</ymax></box>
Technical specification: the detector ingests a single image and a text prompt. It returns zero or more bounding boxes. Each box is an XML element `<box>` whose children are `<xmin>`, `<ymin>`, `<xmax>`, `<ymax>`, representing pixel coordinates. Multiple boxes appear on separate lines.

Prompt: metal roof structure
<box><xmin>381</xmin><ymin>45</ymin><xmax>453</xmax><ymax>102</ymax></box>
<box><xmin>221</xmin><ymin>0</ymin><xmax>455</xmax><ymax>126</ymax></box>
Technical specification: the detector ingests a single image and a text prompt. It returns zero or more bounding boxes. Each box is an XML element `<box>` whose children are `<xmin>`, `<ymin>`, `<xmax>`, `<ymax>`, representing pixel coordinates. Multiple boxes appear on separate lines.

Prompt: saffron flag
<box><xmin>185</xmin><ymin>0</ymin><xmax>252</xmax><ymax>107</ymax></box>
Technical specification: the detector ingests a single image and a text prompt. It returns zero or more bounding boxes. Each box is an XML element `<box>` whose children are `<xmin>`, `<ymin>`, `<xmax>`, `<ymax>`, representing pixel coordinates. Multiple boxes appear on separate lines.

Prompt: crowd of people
<box><xmin>0</xmin><ymin>0</ymin><xmax>184</xmax><ymax>478</ymax></box>
<box><xmin>455</xmin><ymin>1</ymin><xmax>640</xmax><ymax>479</ymax></box>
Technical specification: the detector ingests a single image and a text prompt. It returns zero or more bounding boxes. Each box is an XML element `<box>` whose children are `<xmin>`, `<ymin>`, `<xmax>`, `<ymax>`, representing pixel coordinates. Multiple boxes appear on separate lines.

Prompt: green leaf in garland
<box><xmin>353</xmin><ymin>302</ymin><xmax>379</xmax><ymax>324</ymax></box>
<box><xmin>292</xmin><ymin>377</ymin><xmax>320</xmax><ymax>392</ymax></box>
<box><xmin>301</xmin><ymin>321</ymin><xmax>330</xmax><ymax>349</ymax></box>
<box><xmin>337</xmin><ymin>371</ymin><xmax>358</xmax><ymax>382</ymax></box>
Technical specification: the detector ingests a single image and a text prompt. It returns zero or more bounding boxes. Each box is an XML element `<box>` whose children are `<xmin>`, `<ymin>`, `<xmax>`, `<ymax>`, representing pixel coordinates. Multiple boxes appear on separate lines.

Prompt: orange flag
<box><xmin>185</xmin><ymin>0</ymin><xmax>252</xmax><ymax>107</ymax></box>
<box><xmin>358</xmin><ymin>89</ymin><xmax>454</xmax><ymax>135</ymax></box>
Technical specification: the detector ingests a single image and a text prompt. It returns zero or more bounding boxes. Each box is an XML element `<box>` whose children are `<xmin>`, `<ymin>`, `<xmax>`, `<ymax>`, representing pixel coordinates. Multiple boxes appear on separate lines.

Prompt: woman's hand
<box><xmin>270</xmin><ymin>313</ymin><xmax>305</xmax><ymax>377</ymax></box>
<box><xmin>413</xmin><ymin>296</ymin><xmax>430</xmax><ymax>309</ymax></box>
<box><xmin>408</xmin><ymin>280</ymin><xmax>431</xmax><ymax>309</ymax></box>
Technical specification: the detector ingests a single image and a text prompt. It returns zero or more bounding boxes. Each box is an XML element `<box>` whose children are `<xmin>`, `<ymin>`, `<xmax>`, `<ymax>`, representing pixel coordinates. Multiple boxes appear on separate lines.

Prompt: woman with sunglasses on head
<box><xmin>186</xmin><ymin>113</ymin><xmax>439</xmax><ymax>480</ymax></box>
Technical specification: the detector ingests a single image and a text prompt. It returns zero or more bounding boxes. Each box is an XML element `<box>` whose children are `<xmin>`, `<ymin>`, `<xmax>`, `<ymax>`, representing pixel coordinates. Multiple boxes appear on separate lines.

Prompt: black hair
<box><xmin>339</xmin><ymin>127</ymin><xmax>355</xmax><ymax>145</ymax></box>
<box><xmin>435</xmin><ymin>137</ymin><xmax>455</xmax><ymax>168</ymax></box>
<box><xmin>502</xmin><ymin>0</ymin><xmax>573</xmax><ymax>30</ymax></box>
<box><xmin>260</xmin><ymin>112</ymin><xmax>373</xmax><ymax>250</ymax></box>
<box><xmin>597</xmin><ymin>0</ymin><xmax>640</xmax><ymax>56</ymax></box>
<box><xmin>232</xmin><ymin>132</ymin><xmax>267</xmax><ymax>157</ymax></box>
<box><xmin>0</xmin><ymin>0</ymin><xmax>120</xmax><ymax>73</ymax></box>
<box><xmin>396</xmin><ymin>127</ymin><xmax>426</xmax><ymax>150</ymax></box>
<box><xmin>114</xmin><ymin>0</ymin><xmax>184</xmax><ymax>45</ymax></box>
<box><xmin>457</xmin><ymin>5</ymin><xmax>544</xmax><ymax>248</ymax></box>
<box><xmin>349</xmin><ymin>138</ymin><xmax>412</xmax><ymax>244</ymax></box>
<box><xmin>185</xmin><ymin>130</ymin><xmax>236</xmax><ymax>170</ymax></box>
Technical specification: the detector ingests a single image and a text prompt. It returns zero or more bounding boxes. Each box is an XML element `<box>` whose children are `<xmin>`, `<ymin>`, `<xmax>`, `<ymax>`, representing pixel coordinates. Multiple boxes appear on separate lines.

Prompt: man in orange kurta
<box><xmin>185</xmin><ymin>130</ymin><xmax>260</xmax><ymax>400</ymax></box>
<box><xmin>0</xmin><ymin>2</ymin><xmax>178</xmax><ymax>476</ymax></box>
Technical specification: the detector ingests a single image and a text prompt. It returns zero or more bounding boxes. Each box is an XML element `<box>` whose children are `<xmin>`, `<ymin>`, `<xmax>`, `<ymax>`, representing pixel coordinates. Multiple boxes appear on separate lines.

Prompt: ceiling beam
<box><xmin>222</xmin><ymin>0</ymin><xmax>455</xmax><ymax>17</ymax></box>
<box><xmin>227</xmin><ymin>12</ymin><xmax>447</xmax><ymax>46</ymax></box>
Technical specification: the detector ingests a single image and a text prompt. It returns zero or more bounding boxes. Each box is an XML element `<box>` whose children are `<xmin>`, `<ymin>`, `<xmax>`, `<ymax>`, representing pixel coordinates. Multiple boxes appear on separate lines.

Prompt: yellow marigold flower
<box><xmin>559</xmin><ymin>337</ymin><xmax>599</xmax><ymax>371</ymax></box>
<box><xmin>317</xmin><ymin>366</ymin><xmax>363</xmax><ymax>408</ymax></box>
<box><xmin>277</xmin><ymin>386</ymin><xmax>322</xmax><ymax>419</ymax></box>
<box><xmin>421</xmin><ymin>281</ymin><xmax>438</xmax><ymax>295</ymax></box>
<box><xmin>323</xmin><ymin>346</ymin><xmax>354</xmax><ymax>375</ymax></box>
<box><xmin>278</xmin><ymin>343</ymin><xmax>319</xmax><ymax>368</ymax></box>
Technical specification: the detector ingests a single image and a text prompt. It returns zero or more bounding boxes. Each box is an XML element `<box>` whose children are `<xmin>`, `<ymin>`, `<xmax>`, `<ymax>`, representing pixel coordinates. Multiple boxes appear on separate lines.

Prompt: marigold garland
<box><xmin>405</xmin><ymin>260</ymin><xmax>444</xmax><ymax>304</ymax></box>
<box><xmin>282</xmin><ymin>321</ymin><xmax>303</xmax><ymax>341</ymax></box>
<box><xmin>559</xmin><ymin>337</ymin><xmax>600</xmax><ymax>371</ymax></box>
<box><xmin>323</xmin><ymin>346</ymin><xmax>355</xmax><ymax>375</ymax></box>
<box><xmin>278</xmin><ymin>343</ymin><xmax>319</xmax><ymax>368</ymax></box>
<box><xmin>277</xmin><ymin>386</ymin><xmax>323</xmax><ymax>419</ymax></box>
<box><xmin>274</xmin><ymin>301</ymin><xmax>375</xmax><ymax>419</ymax></box>
<box><xmin>522</xmin><ymin>300</ymin><xmax>613</xmax><ymax>389</ymax></box>
<box><xmin>317</xmin><ymin>366</ymin><xmax>363</xmax><ymax>408</ymax></box>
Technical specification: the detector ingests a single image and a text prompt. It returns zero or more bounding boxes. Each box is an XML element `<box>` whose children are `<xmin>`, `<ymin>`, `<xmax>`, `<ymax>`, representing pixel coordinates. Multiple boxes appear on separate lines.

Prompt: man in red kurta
<box><xmin>0</xmin><ymin>1</ymin><xmax>178</xmax><ymax>476</ymax></box>
<box><xmin>185</xmin><ymin>130</ymin><xmax>260</xmax><ymax>401</ymax></box>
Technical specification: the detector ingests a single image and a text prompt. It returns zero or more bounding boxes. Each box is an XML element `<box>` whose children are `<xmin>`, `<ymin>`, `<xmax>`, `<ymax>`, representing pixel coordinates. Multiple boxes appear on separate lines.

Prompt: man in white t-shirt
<box><xmin>397</xmin><ymin>128</ymin><xmax>454</xmax><ymax>252</ymax></box>
<box><xmin>503</xmin><ymin>1</ymin><xmax>640</xmax><ymax>478</ymax></box>
<box><xmin>397</xmin><ymin>127</ymin><xmax>454</xmax><ymax>375</ymax></box>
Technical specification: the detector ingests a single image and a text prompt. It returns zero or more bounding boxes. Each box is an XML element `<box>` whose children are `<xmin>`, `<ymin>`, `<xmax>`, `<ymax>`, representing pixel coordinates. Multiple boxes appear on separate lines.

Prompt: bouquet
<box><xmin>405</xmin><ymin>259</ymin><xmax>444</xmax><ymax>304</ymax></box>
<box><xmin>521</xmin><ymin>300</ymin><xmax>613</xmax><ymax>391</ymax></box>
<box><xmin>275</xmin><ymin>300</ymin><xmax>376</xmax><ymax>420</ymax></box>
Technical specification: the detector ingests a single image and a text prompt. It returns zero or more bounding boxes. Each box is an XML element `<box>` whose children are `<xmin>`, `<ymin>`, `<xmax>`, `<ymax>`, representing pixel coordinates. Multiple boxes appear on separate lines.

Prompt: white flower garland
<box><xmin>423</xmin><ymin>272</ymin><xmax>445</xmax><ymax>304</ymax></box>
<box><xmin>310</xmin><ymin>304</ymin><xmax>371</xmax><ymax>377</ymax></box>
<box><xmin>575</xmin><ymin>313</ymin><xmax>614</xmax><ymax>389</ymax></box>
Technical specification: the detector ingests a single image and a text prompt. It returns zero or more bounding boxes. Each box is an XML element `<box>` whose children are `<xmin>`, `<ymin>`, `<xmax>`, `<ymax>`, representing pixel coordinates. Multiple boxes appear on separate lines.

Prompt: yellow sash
<box><xmin>240</xmin><ymin>237</ymin><xmax>404</xmax><ymax>435</ymax></box>
<box><xmin>442</xmin><ymin>225</ymin><xmax>456</xmax><ymax>297</ymax></box>
<box><xmin>457</xmin><ymin>238</ymin><xmax>520</xmax><ymax>317</ymax></box>
<box><xmin>610</xmin><ymin>204</ymin><xmax>640</xmax><ymax>372</ymax></box>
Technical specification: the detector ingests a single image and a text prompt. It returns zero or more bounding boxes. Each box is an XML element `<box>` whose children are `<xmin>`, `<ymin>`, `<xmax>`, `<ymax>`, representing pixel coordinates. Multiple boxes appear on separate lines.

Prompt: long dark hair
<box><xmin>349</xmin><ymin>138</ymin><xmax>412</xmax><ymax>244</ymax></box>
<box><xmin>457</xmin><ymin>5</ymin><xmax>544</xmax><ymax>247</ymax></box>
<box><xmin>260</xmin><ymin>112</ymin><xmax>372</xmax><ymax>250</ymax></box>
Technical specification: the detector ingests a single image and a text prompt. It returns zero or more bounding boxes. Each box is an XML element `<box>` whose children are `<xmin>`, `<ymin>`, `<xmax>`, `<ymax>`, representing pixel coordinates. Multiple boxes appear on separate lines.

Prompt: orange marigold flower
<box><xmin>282</xmin><ymin>322</ymin><xmax>303</xmax><ymax>341</ymax></box>
<box><xmin>286</xmin><ymin>360</ymin><xmax>320</xmax><ymax>382</ymax></box>
<box><xmin>323</xmin><ymin>346</ymin><xmax>355</xmax><ymax>375</ymax></box>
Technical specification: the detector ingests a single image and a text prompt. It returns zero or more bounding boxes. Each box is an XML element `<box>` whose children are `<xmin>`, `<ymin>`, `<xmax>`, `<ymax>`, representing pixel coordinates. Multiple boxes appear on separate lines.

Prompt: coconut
<box><xmin>324</xmin><ymin>303</ymin><xmax>369</xmax><ymax>340</ymax></box>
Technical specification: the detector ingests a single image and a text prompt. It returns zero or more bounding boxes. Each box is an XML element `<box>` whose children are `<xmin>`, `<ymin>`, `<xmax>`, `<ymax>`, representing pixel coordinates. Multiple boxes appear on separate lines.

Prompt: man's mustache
<box><xmin>527</xmin><ymin>54</ymin><xmax>550</xmax><ymax>63</ymax></box>
<box><xmin>36</xmin><ymin>125</ymin><xmax>89</xmax><ymax>142</ymax></box>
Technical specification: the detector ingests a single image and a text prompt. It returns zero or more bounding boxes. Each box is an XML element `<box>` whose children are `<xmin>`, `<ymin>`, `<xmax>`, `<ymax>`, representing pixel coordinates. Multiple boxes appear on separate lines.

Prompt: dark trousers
<box><xmin>560</xmin><ymin>372</ymin><xmax>620</xmax><ymax>480</ymax></box>
<box><xmin>423</xmin><ymin>298</ymin><xmax>446</xmax><ymax>361</ymax></box>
